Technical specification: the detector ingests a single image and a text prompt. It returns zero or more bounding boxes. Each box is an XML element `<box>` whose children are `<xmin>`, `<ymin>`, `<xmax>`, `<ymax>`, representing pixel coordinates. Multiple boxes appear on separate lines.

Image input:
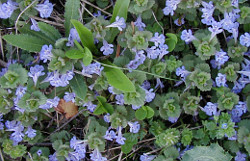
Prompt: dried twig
<box><xmin>81</xmin><ymin>0</ymin><xmax>112</xmax><ymax>17</ymax></box>
<box><xmin>51</xmin><ymin>108</ymin><xmax>87</xmax><ymax>134</ymax></box>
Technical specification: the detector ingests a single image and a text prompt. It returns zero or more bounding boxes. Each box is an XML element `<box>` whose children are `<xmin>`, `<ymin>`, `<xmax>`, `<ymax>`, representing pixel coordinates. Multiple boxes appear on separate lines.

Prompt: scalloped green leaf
<box><xmin>165</xmin><ymin>33</ymin><xmax>178</xmax><ymax>52</ymax></box>
<box><xmin>182</xmin><ymin>144</ymin><xmax>232</xmax><ymax>161</ymax></box>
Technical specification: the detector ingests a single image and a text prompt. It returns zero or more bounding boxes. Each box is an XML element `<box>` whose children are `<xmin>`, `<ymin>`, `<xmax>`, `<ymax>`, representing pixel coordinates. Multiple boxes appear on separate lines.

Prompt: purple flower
<box><xmin>66</xmin><ymin>28</ymin><xmax>80</xmax><ymax>47</ymax></box>
<box><xmin>150</xmin><ymin>32</ymin><xmax>165</xmax><ymax>47</ymax></box>
<box><xmin>144</xmin><ymin>88</ymin><xmax>155</xmax><ymax>103</ymax></box>
<box><xmin>155</xmin><ymin>78</ymin><xmax>164</xmax><ymax>89</ymax></box>
<box><xmin>28</xmin><ymin>65</ymin><xmax>45</xmax><ymax>86</ymax></box>
<box><xmin>127</xmin><ymin>50</ymin><xmax>146</xmax><ymax>70</ymax></box>
<box><xmin>100</xmin><ymin>40</ymin><xmax>114</xmax><ymax>56</ymax></box>
<box><xmin>232</xmin><ymin>80</ymin><xmax>245</xmax><ymax>94</ymax></box>
<box><xmin>163</xmin><ymin>0</ymin><xmax>181</xmax><ymax>16</ymax></box>
<box><xmin>231</xmin><ymin>0</ymin><xmax>239</xmax><ymax>8</ymax></box>
<box><xmin>222</xmin><ymin>12</ymin><xmax>236</xmax><ymax>33</ymax></box>
<box><xmin>142</xmin><ymin>80</ymin><xmax>151</xmax><ymax>90</ymax></box>
<box><xmin>104</xmin><ymin>113</ymin><xmax>110</xmax><ymax>123</ymax></box>
<box><xmin>90</xmin><ymin>149</ymin><xmax>107</xmax><ymax>161</ymax></box>
<box><xmin>15</xmin><ymin>86</ymin><xmax>27</xmax><ymax>99</ymax></box>
<box><xmin>5</xmin><ymin>120</ymin><xmax>24</xmax><ymax>145</ymax></box>
<box><xmin>235</xmin><ymin>151</ymin><xmax>247</xmax><ymax>161</ymax></box>
<box><xmin>83</xmin><ymin>101</ymin><xmax>97</xmax><ymax>112</ymax></box>
<box><xmin>176</xmin><ymin>66</ymin><xmax>190</xmax><ymax>79</ymax></box>
<box><xmin>208</xmin><ymin>21</ymin><xmax>223</xmax><ymax>41</ymax></box>
<box><xmin>0</xmin><ymin>0</ymin><xmax>18</xmax><ymax>19</ymax></box>
<box><xmin>174</xmin><ymin>18</ymin><xmax>185</xmax><ymax>26</ymax></box>
<box><xmin>106</xmin><ymin>16</ymin><xmax>126</xmax><ymax>31</ymax></box>
<box><xmin>115</xmin><ymin>94</ymin><xmax>124</xmax><ymax>105</ymax></box>
<box><xmin>140</xmin><ymin>153</ymin><xmax>156</xmax><ymax>161</ymax></box>
<box><xmin>128</xmin><ymin>121</ymin><xmax>140</xmax><ymax>133</ymax></box>
<box><xmin>200</xmin><ymin>1</ymin><xmax>215</xmax><ymax>25</ymax></box>
<box><xmin>70</xmin><ymin>136</ymin><xmax>84</xmax><ymax>150</ymax></box>
<box><xmin>146</xmin><ymin>46</ymin><xmax>160</xmax><ymax>59</ymax></box>
<box><xmin>35</xmin><ymin>0</ymin><xmax>53</xmax><ymax>18</ymax></box>
<box><xmin>240</xmin><ymin>33</ymin><xmax>250</xmax><ymax>47</ymax></box>
<box><xmin>235</xmin><ymin>101</ymin><xmax>247</xmax><ymax>114</ymax></box>
<box><xmin>82</xmin><ymin>62</ymin><xmax>104</xmax><ymax>76</ymax></box>
<box><xmin>214</xmin><ymin>50</ymin><xmax>229</xmax><ymax>69</ymax></box>
<box><xmin>202</xmin><ymin>102</ymin><xmax>217</xmax><ymax>116</ymax></box>
<box><xmin>181</xmin><ymin>29</ymin><xmax>196</xmax><ymax>44</ymax></box>
<box><xmin>132</xmin><ymin>105</ymin><xmax>141</xmax><ymax>110</ymax></box>
<box><xmin>30</xmin><ymin>18</ymin><xmax>40</xmax><ymax>31</ymax></box>
<box><xmin>40</xmin><ymin>44</ymin><xmax>53</xmax><ymax>63</ymax></box>
<box><xmin>43</xmin><ymin>70</ymin><xmax>74</xmax><ymax>87</ymax></box>
<box><xmin>215</xmin><ymin>73</ymin><xmax>227</xmax><ymax>87</ymax></box>
<box><xmin>134</xmin><ymin>15</ymin><xmax>146</xmax><ymax>31</ymax></box>
<box><xmin>39</xmin><ymin>96</ymin><xmax>60</xmax><ymax>109</ymax></box>
<box><xmin>168</xmin><ymin>116</ymin><xmax>179</xmax><ymax>123</ymax></box>
<box><xmin>25</xmin><ymin>126</ymin><xmax>37</xmax><ymax>138</ymax></box>
<box><xmin>115</xmin><ymin>126</ymin><xmax>126</xmax><ymax>145</ymax></box>
<box><xmin>49</xmin><ymin>152</ymin><xmax>58</xmax><ymax>161</ymax></box>
<box><xmin>221</xmin><ymin>123</ymin><xmax>228</xmax><ymax>129</ymax></box>
<box><xmin>64</xmin><ymin>92</ymin><xmax>76</xmax><ymax>103</ymax></box>
<box><xmin>37</xmin><ymin>149</ymin><xmax>42</xmax><ymax>156</ymax></box>
<box><xmin>104</xmin><ymin>130</ymin><xmax>116</xmax><ymax>141</ymax></box>
<box><xmin>158</xmin><ymin>44</ymin><xmax>169</xmax><ymax>59</ymax></box>
<box><xmin>0</xmin><ymin>115</ymin><xmax>4</xmax><ymax>130</ymax></box>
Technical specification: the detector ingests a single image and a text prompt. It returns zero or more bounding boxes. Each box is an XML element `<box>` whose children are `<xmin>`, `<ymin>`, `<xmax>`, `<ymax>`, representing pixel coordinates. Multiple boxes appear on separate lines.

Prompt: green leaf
<box><xmin>135</xmin><ymin>107</ymin><xmax>147</xmax><ymax>120</ymax></box>
<box><xmin>165</xmin><ymin>33</ymin><xmax>178</xmax><ymax>52</ymax></box>
<box><xmin>121</xmin><ymin>140</ymin><xmax>134</xmax><ymax>154</ymax></box>
<box><xmin>18</xmin><ymin>25</ymin><xmax>55</xmax><ymax>45</ymax></box>
<box><xmin>69</xmin><ymin>74</ymin><xmax>87</xmax><ymax>100</ymax></box>
<box><xmin>3</xmin><ymin>34</ymin><xmax>48</xmax><ymax>52</ymax></box>
<box><xmin>74</xmin><ymin>40</ymin><xmax>93</xmax><ymax>66</ymax></box>
<box><xmin>82</xmin><ymin>47</ymin><xmax>93</xmax><ymax>66</ymax></box>
<box><xmin>110</xmin><ymin>0</ymin><xmax>130</xmax><ymax>23</ymax></box>
<box><xmin>103</xmin><ymin>63</ymin><xmax>135</xmax><ymax>92</ymax></box>
<box><xmin>64</xmin><ymin>0</ymin><xmax>80</xmax><ymax>36</ymax></box>
<box><xmin>145</xmin><ymin>106</ymin><xmax>155</xmax><ymax>118</ymax></box>
<box><xmin>71</xmin><ymin>19</ymin><xmax>96</xmax><ymax>52</ymax></box>
<box><xmin>135</xmin><ymin>106</ymin><xmax>154</xmax><ymax>120</ymax></box>
<box><xmin>38</xmin><ymin>22</ymin><xmax>61</xmax><ymax>42</ymax></box>
<box><xmin>65</xmin><ymin>49</ymin><xmax>84</xmax><ymax>59</ymax></box>
<box><xmin>182</xmin><ymin>143</ymin><xmax>232</xmax><ymax>161</ymax></box>
<box><xmin>108</xmin><ymin>0</ymin><xmax>130</xmax><ymax>42</ymax></box>
<box><xmin>93</xmin><ymin>96</ymin><xmax>114</xmax><ymax>115</ymax></box>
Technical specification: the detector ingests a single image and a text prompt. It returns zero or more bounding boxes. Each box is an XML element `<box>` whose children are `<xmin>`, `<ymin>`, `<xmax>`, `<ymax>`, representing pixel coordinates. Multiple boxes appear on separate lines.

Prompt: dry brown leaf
<box><xmin>54</xmin><ymin>99</ymin><xmax>78</xmax><ymax>119</ymax></box>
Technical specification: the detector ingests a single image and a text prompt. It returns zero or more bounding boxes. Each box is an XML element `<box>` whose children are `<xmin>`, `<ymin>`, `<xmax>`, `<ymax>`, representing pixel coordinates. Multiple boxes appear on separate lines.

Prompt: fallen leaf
<box><xmin>54</xmin><ymin>99</ymin><xmax>78</xmax><ymax>119</ymax></box>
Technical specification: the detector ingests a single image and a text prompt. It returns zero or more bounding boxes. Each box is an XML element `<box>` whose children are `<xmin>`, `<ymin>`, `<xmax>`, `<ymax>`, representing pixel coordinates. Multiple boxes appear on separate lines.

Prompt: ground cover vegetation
<box><xmin>0</xmin><ymin>0</ymin><xmax>249</xmax><ymax>160</ymax></box>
